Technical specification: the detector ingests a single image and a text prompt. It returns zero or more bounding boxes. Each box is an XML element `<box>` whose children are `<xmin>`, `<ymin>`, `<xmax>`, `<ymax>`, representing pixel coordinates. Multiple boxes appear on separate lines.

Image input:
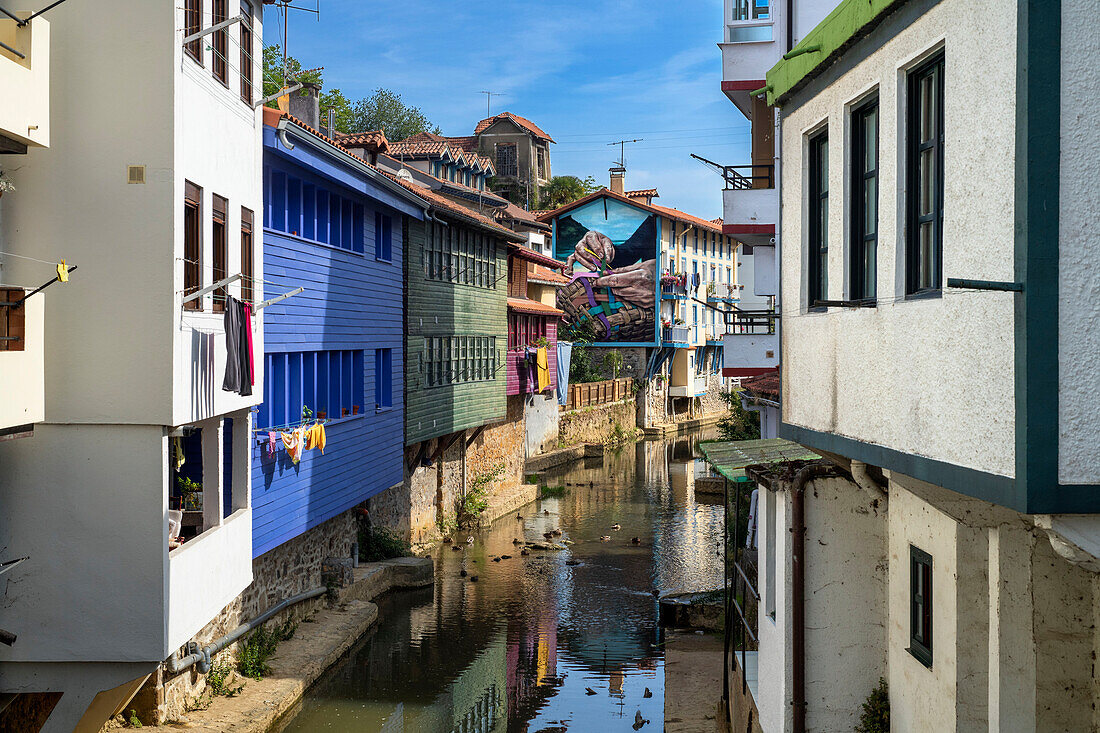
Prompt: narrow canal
<box><xmin>280</xmin><ymin>427</ymin><xmax>724</xmax><ymax>732</ymax></box>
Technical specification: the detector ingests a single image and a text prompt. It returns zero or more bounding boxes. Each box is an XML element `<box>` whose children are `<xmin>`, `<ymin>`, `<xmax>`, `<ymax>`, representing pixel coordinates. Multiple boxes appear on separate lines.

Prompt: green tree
<box><xmin>350</xmin><ymin>88</ymin><xmax>441</xmax><ymax>142</ymax></box>
<box><xmin>537</xmin><ymin>175</ymin><xmax>599</xmax><ymax>210</ymax></box>
<box><xmin>717</xmin><ymin>389</ymin><xmax>761</xmax><ymax>441</ymax></box>
<box><xmin>261</xmin><ymin>46</ymin><xmax>356</xmax><ymax>134</ymax></box>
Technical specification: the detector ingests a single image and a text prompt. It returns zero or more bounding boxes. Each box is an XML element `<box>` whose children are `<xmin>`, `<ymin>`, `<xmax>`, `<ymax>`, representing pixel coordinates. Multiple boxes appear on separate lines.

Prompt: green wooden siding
<box><xmin>405</xmin><ymin>217</ymin><xmax>508</xmax><ymax>445</ymax></box>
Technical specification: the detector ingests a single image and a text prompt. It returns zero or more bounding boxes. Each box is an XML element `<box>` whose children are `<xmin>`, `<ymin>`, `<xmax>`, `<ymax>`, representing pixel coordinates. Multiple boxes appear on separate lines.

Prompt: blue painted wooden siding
<box><xmin>252</xmin><ymin>145</ymin><xmax>407</xmax><ymax>558</ymax></box>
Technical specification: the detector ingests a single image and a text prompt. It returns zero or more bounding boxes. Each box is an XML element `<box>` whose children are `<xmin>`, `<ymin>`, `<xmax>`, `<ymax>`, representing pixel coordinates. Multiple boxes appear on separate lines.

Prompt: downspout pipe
<box><xmin>166</xmin><ymin>587</ymin><xmax>327</xmax><ymax>675</ymax></box>
<box><xmin>791</xmin><ymin>463</ymin><xmax>833</xmax><ymax>733</ymax></box>
<box><xmin>850</xmin><ymin>460</ymin><xmax>888</xmax><ymax>502</ymax></box>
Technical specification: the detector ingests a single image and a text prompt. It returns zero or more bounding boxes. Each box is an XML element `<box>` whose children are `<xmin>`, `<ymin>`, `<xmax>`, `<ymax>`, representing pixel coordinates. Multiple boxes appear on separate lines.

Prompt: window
<box><xmin>375</xmin><ymin>212</ymin><xmax>392</xmax><ymax>261</ymax></box>
<box><xmin>0</xmin><ymin>287</ymin><xmax>25</xmax><ymax>352</ymax></box>
<box><xmin>266</xmin><ymin>168</ymin><xmax>364</xmax><ymax>253</ymax></box>
<box><xmin>909</xmin><ymin>545</ymin><xmax>933</xmax><ymax>667</ymax></box>
<box><xmin>424</xmin><ymin>221</ymin><xmax>497</xmax><ymax>290</ymax></box>
<box><xmin>184</xmin><ymin>181</ymin><xmax>202</xmax><ymax>310</ymax></box>
<box><xmin>241</xmin><ymin>207</ymin><xmax>254</xmax><ymax>303</ymax></box>
<box><xmin>807</xmin><ymin>131</ymin><xmax>829</xmax><ymax>307</ymax></box>
<box><xmin>906</xmin><ymin>52</ymin><xmax>945</xmax><ymax>295</ymax></box>
<box><xmin>239</xmin><ymin>1</ymin><xmax>253</xmax><ymax>104</ymax></box>
<box><xmin>212</xmin><ymin>0</ymin><xmax>228</xmax><ymax>86</ymax></box>
<box><xmin>496</xmin><ymin>143</ymin><xmax>517</xmax><ymax>178</ymax></box>
<box><xmin>851</xmin><ymin>98</ymin><xmax>879</xmax><ymax>301</ymax></box>
<box><xmin>184</xmin><ymin>0</ymin><xmax>203</xmax><ymax>64</ymax></box>
<box><xmin>212</xmin><ymin>194</ymin><xmax>228</xmax><ymax>312</ymax></box>
<box><xmin>375</xmin><ymin>348</ymin><xmax>392</xmax><ymax>409</ymax></box>
<box><xmin>424</xmin><ymin>336</ymin><xmax>496</xmax><ymax>387</ymax></box>
<box><xmin>258</xmin><ymin>350</ymin><xmax>364</xmax><ymax>428</ymax></box>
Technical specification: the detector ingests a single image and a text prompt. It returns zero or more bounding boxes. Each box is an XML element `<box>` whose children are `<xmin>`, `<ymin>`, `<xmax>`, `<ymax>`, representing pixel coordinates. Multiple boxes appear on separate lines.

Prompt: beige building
<box><xmin>720</xmin><ymin>0</ymin><xmax>1100</xmax><ymax>731</ymax></box>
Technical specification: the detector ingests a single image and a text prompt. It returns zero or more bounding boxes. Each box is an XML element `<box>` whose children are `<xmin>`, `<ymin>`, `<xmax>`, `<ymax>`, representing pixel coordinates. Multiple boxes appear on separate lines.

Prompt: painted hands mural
<box><xmin>555</xmin><ymin>198</ymin><xmax>658</xmax><ymax>344</ymax></box>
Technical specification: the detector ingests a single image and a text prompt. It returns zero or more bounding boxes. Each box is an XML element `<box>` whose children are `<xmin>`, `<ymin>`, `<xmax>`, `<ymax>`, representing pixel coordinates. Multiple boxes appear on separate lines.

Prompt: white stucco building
<box><xmin>724</xmin><ymin>0</ymin><xmax>1100</xmax><ymax>730</ymax></box>
<box><xmin>0</xmin><ymin>1</ymin><xmax>264</xmax><ymax>729</ymax></box>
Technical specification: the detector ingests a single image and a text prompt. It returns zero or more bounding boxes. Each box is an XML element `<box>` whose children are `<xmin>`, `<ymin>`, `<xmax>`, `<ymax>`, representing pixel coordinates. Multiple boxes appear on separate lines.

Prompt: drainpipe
<box><xmin>790</xmin><ymin>463</ymin><xmax>832</xmax><ymax>733</ymax></box>
<box><xmin>850</xmin><ymin>460</ymin><xmax>887</xmax><ymax>502</ymax></box>
<box><xmin>166</xmin><ymin>587</ymin><xmax>327</xmax><ymax>675</ymax></box>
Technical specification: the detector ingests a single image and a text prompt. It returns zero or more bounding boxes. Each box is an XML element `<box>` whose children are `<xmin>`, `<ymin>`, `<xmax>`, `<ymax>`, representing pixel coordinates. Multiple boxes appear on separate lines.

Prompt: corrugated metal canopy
<box><xmin>699</xmin><ymin>438</ymin><xmax>821</xmax><ymax>483</ymax></box>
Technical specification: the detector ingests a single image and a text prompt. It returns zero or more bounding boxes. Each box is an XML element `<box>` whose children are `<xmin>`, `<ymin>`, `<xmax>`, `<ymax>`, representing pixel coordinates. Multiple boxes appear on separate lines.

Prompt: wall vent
<box><xmin>127</xmin><ymin>165</ymin><xmax>146</xmax><ymax>184</ymax></box>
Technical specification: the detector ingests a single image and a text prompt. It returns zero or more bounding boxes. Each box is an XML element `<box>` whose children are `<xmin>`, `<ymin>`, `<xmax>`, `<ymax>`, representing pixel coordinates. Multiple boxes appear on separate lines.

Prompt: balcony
<box><xmin>706</xmin><ymin>324</ymin><xmax>727</xmax><ymax>343</ymax></box>
<box><xmin>720</xmin><ymin>0</ymin><xmax>780</xmax><ymax>117</ymax></box>
<box><xmin>0</xmin><ymin>288</ymin><xmax>44</xmax><ymax>433</ymax></box>
<box><xmin>0</xmin><ymin>14</ymin><xmax>49</xmax><ymax>151</ymax></box>
<box><xmin>670</xmin><ymin>375</ymin><xmax>707</xmax><ymax>398</ymax></box>
<box><xmin>708</xmin><ymin>282</ymin><xmax>741</xmax><ymax>302</ymax></box>
<box><xmin>722</xmin><ymin>166</ymin><xmax>776</xmax><ymax>248</ymax></box>
<box><xmin>662</xmin><ymin>324</ymin><xmax>691</xmax><ymax>345</ymax></box>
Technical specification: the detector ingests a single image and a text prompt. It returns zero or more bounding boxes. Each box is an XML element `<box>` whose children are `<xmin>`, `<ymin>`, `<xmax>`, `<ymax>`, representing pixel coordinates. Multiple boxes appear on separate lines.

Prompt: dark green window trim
<box><xmin>909</xmin><ymin>545</ymin><xmax>933</xmax><ymax>668</ymax></box>
<box><xmin>808</xmin><ymin>130</ymin><xmax>829</xmax><ymax>308</ymax></box>
<box><xmin>850</xmin><ymin>97</ymin><xmax>878</xmax><ymax>302</ymax></box>
<box><xmin>905</xmin><ymin>52</ymin><xmax>945</xmax><ymax>296</ymax></box>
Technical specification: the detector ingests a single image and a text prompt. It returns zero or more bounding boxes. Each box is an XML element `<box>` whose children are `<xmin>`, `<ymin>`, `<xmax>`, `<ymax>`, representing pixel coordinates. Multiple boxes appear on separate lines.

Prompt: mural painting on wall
<box><xmin>554</xmin><ymin>198</ymin><xmax>657</xmax><ymax>344</ymax></box>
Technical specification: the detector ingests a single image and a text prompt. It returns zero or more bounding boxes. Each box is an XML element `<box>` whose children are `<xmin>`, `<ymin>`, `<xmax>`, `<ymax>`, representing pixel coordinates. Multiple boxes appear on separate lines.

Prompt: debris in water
<box><xmin>600</xmin><ymin>535</ymin><xmax>611</xmax><ymax>542</ymax></box>
<box><xmin>585</xmin><ymin>687</ymin><xmax>597</xmax><ymax>696</ymax></box>
<box><xmin>643</xmin><ymin>687</ymin><xmax>652</xmax><ymax>698</ymax></box>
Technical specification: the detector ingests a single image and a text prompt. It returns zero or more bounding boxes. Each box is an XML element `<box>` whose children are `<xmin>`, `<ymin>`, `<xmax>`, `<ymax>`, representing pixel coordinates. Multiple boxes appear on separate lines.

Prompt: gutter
<box><xmin>789</xmin><ymin>462</ymin><xmax>834</xmax><ymax>733</ymax></box>
<box><xmin>275</xmin><ymin>118</ymin><xmax>432</xmax><ymax>221</ymax></box>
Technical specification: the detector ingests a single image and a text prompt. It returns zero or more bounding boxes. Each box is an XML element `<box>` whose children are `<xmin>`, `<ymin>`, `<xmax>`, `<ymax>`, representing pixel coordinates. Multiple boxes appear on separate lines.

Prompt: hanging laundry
<box><xmin>267</xmin><ymin>431</ymin><xmax>277</xmax><ymax>458</ymax></box>
<box><xmin>307</xmin><ymin>422</ymin><xmax>326</xmax><ymax>455</ymax></box>
<box><xmin>281</xmin><ymin>428</ymin><xmax>303</xmax><ymax>464</ymax></box>
<box><xmin>556</xmin><ymin>341</ymin><xmax>572</xmax><ymax>406</ymax></box>
<box><xmin>243</xmin><ymin>302</ymin><xmax>255</xmax><ymax>386</ymax></box>
<box><xmin>536</xmin><ymin>347</ymin><xmax>550</xmax><ymax>393</ymax></box>
<box><xmin>222</xmin><ymin>296</ymin><xmax>254</xmax><ymax>396</ymax></box>
<box><xmin>171</xmin><ymin>436</ymin><xmax>186</xmax><ymax>471</ymax></box>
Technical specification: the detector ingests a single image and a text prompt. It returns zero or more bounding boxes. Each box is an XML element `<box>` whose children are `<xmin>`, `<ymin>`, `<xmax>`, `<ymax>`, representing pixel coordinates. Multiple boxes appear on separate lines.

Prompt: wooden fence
<box><xmin>563</xmin><ymin>378</ymin><xmax>634</xmax><ymax>411</ymax></box>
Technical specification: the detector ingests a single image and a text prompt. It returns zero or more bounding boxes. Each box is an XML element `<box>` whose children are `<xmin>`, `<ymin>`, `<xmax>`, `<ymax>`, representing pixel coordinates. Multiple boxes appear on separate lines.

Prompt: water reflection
<box><xmin>280</xmin><ymin>428</ymin><xmax>723</xmax><ymax>732</ymax></box>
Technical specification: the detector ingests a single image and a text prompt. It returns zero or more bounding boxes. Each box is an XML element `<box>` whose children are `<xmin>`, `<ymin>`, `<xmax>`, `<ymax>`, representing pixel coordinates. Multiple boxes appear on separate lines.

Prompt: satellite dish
<box><xmin>396</xmin><ymin>168</ymin><xmax>414</xmax><ymax>183</ymax></box>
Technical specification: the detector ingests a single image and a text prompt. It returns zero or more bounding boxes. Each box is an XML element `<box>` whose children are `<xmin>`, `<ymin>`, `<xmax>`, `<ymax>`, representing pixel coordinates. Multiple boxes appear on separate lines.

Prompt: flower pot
<box><xmin>317</xmin><ymin>411</ymin><xmax>326</xmax><ymax>419</ymax></box>
<box><xmin>341</xmin><ymin>408</ymin><xmax>350</xmax><ymax>417</ymax></box>
<box><xmin>352</xmin><ymin>405</ymin><xmax>360</xmax><ymax>415</ymax></box>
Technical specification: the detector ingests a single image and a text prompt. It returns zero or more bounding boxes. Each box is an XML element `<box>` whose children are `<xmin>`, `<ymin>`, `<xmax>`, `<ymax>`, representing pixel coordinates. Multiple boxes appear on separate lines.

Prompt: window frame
<box><xmin>905</xmin><ymin>52</ymin><xmax>945</xmax><ymax>297</ymax></box>
<box><xmin>807</xmin><ymin>130</ymin><xmax>829</xmax><ymax>309</ymax></box>
<box><xmin>375</xmin><ymin>211</ymin><xmax>392</xmax><ymax>262</ymax></box>
<box><xmin>211</xmin><ymin>0</ymin><xmax>228</xmax><ymax>86</ymax></box>
<box><xmin>239</xmin><ymin>1</ymin><xmax>253</xmax><ymax>104</ymax></box>
<box><xmin>850</xmin><ymin>97</ymin><xmax>879</xmax><ymax>302</ymax></box>
<box><xmin>909</xmin><ymin>544</ymin><xmax>933</xmax><ymax>668</ymax></box>
<box><xmin>212</xmin><ymin>194</ymin><xmax>228</xmax><ymax>312</ymax></box>
<box><xmin>241</xmin><ymin>207</ymin><xmax>254</xmax><ymax>304</ymax></box>
<box><xmin>184</xmin><ymin>181</ymin><xmax>203</xmax><ymax>311</ymax></box>
<box><xmin>184</xmin><ymin>0</ymin><xmax>203</xmax><ymax>65</ymax></box>
<box><xmin>375</xmin><ymin>348</ymin><xmax>392</xmax><ymax>409</ymax></box>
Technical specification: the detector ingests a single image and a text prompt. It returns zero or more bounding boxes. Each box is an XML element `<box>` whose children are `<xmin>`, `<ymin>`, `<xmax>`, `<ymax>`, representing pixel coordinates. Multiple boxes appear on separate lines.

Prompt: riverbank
<box><xmin>134</xmin><ymin>557</ymin><xmax>432</xmax><ymax>733</ymax></box>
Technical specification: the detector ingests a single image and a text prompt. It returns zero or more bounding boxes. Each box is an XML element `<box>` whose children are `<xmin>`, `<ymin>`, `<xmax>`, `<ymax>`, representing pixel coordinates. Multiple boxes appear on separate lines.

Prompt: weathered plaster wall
<box><xmin>1057</xmin><ymin>0</ymin><xmax>1100</xmax><ymax>484</ymax></box>
<box><xmin>524</xmin><ymin>392</ymin><xmax>559</xmax><ymax>457</ymax></box>
<box><xmin>756</xmin><ymin>482</ymin><xmax>792</xmax><ymax>733</ymax></box>
<box><xmin>779</xmin><ymin>0</ymin><xmax>1017</xmax><ymax>478</ymax></box>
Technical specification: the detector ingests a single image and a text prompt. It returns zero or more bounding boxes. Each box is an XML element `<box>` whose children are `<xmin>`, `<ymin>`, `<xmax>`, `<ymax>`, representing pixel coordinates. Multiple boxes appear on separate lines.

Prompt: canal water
<box><xmin>280</xmin><ymin>427</ymin><xmax>724</xmax><ymax>733</ymax></box>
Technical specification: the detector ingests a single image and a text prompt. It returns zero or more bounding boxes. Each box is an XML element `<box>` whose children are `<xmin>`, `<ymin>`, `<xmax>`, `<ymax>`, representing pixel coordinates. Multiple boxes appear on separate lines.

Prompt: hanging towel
<box><xmin>267</xmin><ymin>431</ymin><xmax>277</xmax><ymax>458</ymax></box>
<box><xmin>171</xmin><ymin>436</ymin><xmax>186</xmax><ymax>471</ymax></box>
<box><xmin>556</xmin><ymin>341</ymin><xmax>572</xmax><ymax>406</ymax></box>
<box><xmin>281</xmin><ymin>429</ymin><xmax>303</xmax><ymax>464</ymax></box>
<box><xmin>310</xmin><ymin>422</ymin><xmax>326</xmax><ymax>455</ymax></box>
<box><xmin>243</xmin><ymin>302</ymin><xmax>255</xmax><ymax>386</ymax></box>
<box><xmin>536</xmin><ymin>347</ymin><xmax>550</xmax><ymax>393</ymax></box>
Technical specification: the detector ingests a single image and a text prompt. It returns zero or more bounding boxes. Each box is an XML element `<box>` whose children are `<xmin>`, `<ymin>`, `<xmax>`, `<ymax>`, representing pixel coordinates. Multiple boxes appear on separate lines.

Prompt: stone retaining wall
<box><xmin>557</xmin><ymin>398</ymin><xmax>638</xmax><ymax>447</ymax></box>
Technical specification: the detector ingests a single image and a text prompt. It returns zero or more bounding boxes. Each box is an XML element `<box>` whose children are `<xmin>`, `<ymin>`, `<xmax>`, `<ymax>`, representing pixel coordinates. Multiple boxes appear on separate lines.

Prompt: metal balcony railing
<box><xmin>722</xmin><ymin>308</ymin><xmax>777</xmax><ymax>335</ymax></box>
<box><xmin>662</xmin><ymin>325</ymin><xmax>691</xmax><ymax>343</ymax></box>
<box><xmin>721</xmin><ymin>164</ymin><xmax>775</xmax><ymax>191</ymax></box>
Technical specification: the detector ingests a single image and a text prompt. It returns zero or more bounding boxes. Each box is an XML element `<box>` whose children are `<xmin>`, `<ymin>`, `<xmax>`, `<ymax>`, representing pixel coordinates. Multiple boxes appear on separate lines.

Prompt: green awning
<box><xmin>699</xmin><ymin>438</ymin><xmax>820</xmax><ymax>483</ymax></box>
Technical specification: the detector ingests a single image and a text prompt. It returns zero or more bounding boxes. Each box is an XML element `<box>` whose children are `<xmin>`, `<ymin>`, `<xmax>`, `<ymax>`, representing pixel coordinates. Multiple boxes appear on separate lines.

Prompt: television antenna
<box><xmin>479</xmin><ymin>91</ymin><xmax>505</xmax><ymax>118</ymax></box>
<box><xmin>608</xmin><ymin>139</ymin><xmax>643</xmax><ymax>168</ymax></box>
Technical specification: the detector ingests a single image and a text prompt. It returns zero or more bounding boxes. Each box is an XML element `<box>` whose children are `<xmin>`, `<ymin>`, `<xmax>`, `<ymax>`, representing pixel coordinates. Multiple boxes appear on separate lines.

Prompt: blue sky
<box><xmin>264</xmin><ymin>0</ymin><xmax>750</xmax><ymax>219</ymax></box>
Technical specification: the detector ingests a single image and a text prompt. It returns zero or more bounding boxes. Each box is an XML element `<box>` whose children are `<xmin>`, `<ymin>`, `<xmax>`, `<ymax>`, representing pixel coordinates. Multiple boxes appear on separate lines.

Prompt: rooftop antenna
<box><xmin>608</xmin><ymin>138</ymin><xmax>643</xmax><ymax>168</ymax></box>
<box><xmin>274</xmin><ymin>0</ymin><xmax>320</xmax><ymax>94</ymax></box>
<box><xmin>479</xmin><ymin>91</ymin><xmax>505</xmax><ymax>118</ymax></box>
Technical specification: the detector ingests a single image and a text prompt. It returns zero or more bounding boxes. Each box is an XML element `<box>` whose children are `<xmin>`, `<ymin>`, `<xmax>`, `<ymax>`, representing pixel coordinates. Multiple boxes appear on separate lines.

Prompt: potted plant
<box><xmin>352</xmin><ymin>405</ymin><xmax>360</xmax><ymax>415</ymax></box>
<box><xmin>0</xmin><ymin>172</ymin><xmax>13</xmax><ymax>199</ymax></box>
<box><xmin>177</xmin><ymin>476</ymin><xmax>203</xmax><ymax>511</ymax></box>
<box><xmin>534</xmin><ymin>336</ymin><xmax>549</xmax><ymax>349</ymax></box>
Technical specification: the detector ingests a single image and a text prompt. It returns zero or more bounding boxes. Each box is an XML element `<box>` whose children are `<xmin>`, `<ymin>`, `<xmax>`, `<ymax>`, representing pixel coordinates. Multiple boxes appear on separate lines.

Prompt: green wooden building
<box><xmin>399</xmin><ymin>182</ymin><xmax>526</xmax><ymax>459</ymax></box>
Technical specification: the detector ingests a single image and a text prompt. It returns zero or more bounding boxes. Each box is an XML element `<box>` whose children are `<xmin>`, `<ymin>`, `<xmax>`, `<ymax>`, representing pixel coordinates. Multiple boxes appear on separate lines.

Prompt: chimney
<box><xmin>609</xmin><ymin>166</ymin><xmax>625</xmax><ymax>196</ymax></box>
<box><xmin>289</xmin><ymin>81</ymin><xmax>322</xmax><ymax>130</ymax></box>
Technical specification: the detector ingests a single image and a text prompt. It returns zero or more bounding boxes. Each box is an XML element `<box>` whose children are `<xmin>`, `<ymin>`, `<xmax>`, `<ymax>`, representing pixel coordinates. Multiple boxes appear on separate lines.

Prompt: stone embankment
<box><xmin>151</xmin><ymin>557</ymin><xmax>432</xmax><ymax>733</ymax></box>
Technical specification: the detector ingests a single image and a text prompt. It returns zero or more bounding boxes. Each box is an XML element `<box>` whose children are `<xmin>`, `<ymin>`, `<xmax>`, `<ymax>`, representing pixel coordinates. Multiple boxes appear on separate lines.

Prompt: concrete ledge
<box><xmin>643</xmin><ymin>413</ymin><xmax>722</xmax><ymax>438</ymax></box>
<box><xmin>161</xmin><ymin>557</ymin><xmax>433</xmax><ymax>732</ymax></box>
<box><xmin>525</xmin><ymin>444</ymin><xmax>587</xmax><ymax>473</ymax></box>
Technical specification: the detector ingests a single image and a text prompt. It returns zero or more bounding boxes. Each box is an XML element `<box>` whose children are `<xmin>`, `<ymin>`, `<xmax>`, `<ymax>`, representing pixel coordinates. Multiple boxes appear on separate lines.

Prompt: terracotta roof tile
<box><xmin>441</xmin><ymin>135</ymin><xmax>480</xmax><ymax>152</ymax></box>
<box><xmin>626</xmin><ymin>188</ymin><xmax>659</xmax><ymax>198</ymax></box>
<box><xmin>740</xmin><ymin>370</ymin><xmax>780</xmax><ymax>399</ymax></box>
<box><xmin>507</xmin><ymin>297</ymin><xmax>563</xmax><ymax>316</ymax></box>
<box><xmin>508</xmin><ymin>242</ymin><xmax>567</xmax><ymax>268</ymax></box>
<box><xmin>536</xmin><ymin>187</ymin><xmax>723</xmax><ymax>233</ymax></box>
<box><xmin>383</xmin><ymin>172</ymin><xmax>525</xmax><ymax>241</ymax></box>
<box><xmin>529</xmin><ymin>264</ymin><xmax>569</xmax><ymax>284</ymax></box>
<box><xmin>333</xmin><ymin>129</ymin><xmax>390</xmax><ymax>153</ymax></box>
<box><xmin>474</xmin><ymin>112</ymin><xmax>555</xmax><ymax>143</ymax></box>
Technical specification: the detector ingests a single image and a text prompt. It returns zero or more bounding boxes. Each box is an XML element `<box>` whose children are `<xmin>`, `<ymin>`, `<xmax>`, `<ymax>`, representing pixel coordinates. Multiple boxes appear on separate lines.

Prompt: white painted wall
<box><xmin>723</xmin><ymin>187</ymin><xmax>777</xmax><ymax>231</ymax></box>
<box><xmin>0</xmin><ymin>15</ymin><xmax>48</xmax><ymax>148</ymax></box>
<box><xmin>0</xmin><ymin>294</ymin><xmax>43</xmax><ymax>429</ymax></box>
<box><xmin>755</xmin><ymin>481</ymin><xmax>791</xmax><ymax>733</ymax></box>
<box><xmin>1057</xmin><ymin>0</ymin><xmax>1100</xmax><ymax>485</ymax></box>
<box><xmin>780</xmin><ymin>0</ymin><xmax>1018</xmax><ymax>478</ymax></box>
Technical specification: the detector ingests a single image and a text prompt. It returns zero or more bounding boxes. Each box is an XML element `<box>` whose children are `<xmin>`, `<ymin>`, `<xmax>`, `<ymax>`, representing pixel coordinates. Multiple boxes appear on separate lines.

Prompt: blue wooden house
<box><xmin>251</xmin><ymin>108</ymin><xmax>427</xmax><ymax>557</ymax></box>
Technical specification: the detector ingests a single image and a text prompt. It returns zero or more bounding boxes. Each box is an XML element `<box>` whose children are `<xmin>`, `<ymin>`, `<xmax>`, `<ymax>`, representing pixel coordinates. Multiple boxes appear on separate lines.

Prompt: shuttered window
<box><xmin>258</xmin><ymin>350</ymin><xmax>364</xmax><ymax>428</ymax></box>
<box><xmin>0</xmin><ymin>288</ymin><xmax>24</xmax><ymax>352</ymax></box>
<box><xmin>184</xmin><ymin>0</ymin><xmax>203</xmax><ymax>65</ymax></box>
<box><xmin>423</xmin><ymin>336</ymin><xmax>496</xmax><ymax>387</ymax></box>
<box><xmin>239</xmin><ymin>1</ymin><xmax>253</xmax><ymax>104</ymax></box>
<box><xmin>241</xmin><ymin>207</ymin><xmax>254</xmax><ymax>304</ymax></box>
<box><xmin>212</xmin><ymin>0</ymin><xmax>228</xmax><ymax>86</ymax></box>
<box><xmin>212</xmin><ymin>194</ymin><xmax>228</xmax><ymax>312</ymax></box>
